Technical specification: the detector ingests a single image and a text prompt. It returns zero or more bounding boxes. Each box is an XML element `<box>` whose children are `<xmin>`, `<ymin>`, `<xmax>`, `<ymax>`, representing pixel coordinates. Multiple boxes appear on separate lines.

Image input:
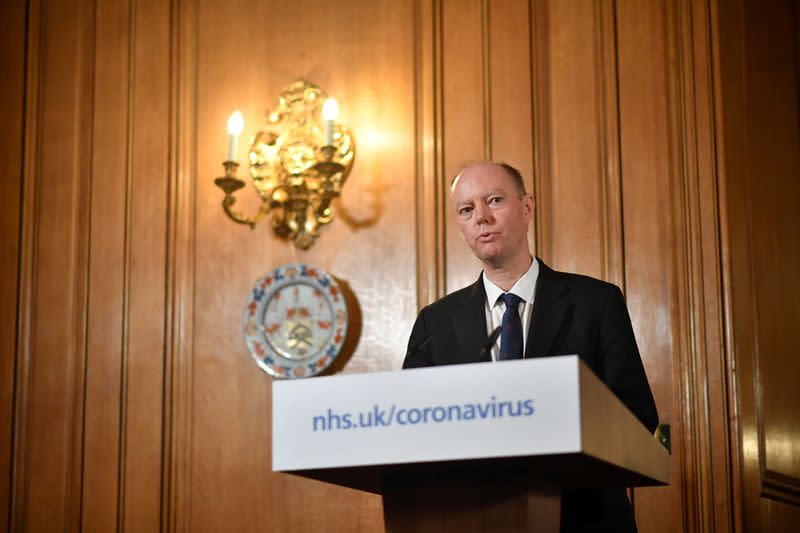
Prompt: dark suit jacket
<box><xmin>403</xmin><ymin>258</ymin><xmax>658</xmax><ymax>532</ymax></box>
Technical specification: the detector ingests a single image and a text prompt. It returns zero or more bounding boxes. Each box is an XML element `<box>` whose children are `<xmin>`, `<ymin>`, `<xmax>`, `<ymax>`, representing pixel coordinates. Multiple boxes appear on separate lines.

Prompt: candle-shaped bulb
<box><xmin>322</xmin><ymin>98</ymin><xmax>339</xmax><ymax>121</ymax></box>
<box><xmin>322</xmin><ymin>98</ymin><xmax>338</xmax><ymax>145</ymax></box>
<box><xmin>227</xmin><ymin>110</ymin><xmax>244</xmax><ymax>161</ymax></box>
<box><xmin>227</xmin><ymin>110</ymin><xmax>244</xmax><ymax>135</ymax></box>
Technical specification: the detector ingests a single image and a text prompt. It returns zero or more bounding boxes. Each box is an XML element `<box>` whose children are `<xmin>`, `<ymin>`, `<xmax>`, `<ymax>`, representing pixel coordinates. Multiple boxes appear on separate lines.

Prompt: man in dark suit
<box><xmin>403</xmin><ymin>161</ymin><xmax>658</xmax><ymax>532</ymax></box>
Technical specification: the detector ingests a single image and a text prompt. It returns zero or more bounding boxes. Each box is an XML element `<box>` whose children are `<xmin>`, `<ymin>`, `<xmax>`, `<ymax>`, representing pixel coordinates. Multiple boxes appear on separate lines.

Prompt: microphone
<box><xmin>479</xmin><ymin>326</ymin><xmax>502</xmax><ymax>361</ymax></box>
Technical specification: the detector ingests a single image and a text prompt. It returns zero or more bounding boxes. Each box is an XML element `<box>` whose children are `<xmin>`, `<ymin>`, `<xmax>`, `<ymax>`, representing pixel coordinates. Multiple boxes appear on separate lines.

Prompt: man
<box><xmin>403</xmin><ymin>162</ymin><xmax>658</xmax><ymax>532</ymax></box>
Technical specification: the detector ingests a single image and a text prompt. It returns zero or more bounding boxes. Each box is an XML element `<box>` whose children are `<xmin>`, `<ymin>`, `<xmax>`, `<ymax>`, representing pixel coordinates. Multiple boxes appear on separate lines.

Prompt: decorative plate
<box><xmin>243</xmin><ymin>264</ymin><xmax>348</xmax><ymax>379</ymax></box>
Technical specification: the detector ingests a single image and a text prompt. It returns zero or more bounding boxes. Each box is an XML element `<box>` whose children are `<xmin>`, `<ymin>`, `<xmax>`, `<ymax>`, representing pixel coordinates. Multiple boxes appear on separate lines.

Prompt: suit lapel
<box><xmin>525</xmin><ymin>259</ymin><xmax>568</xmax><ymax>358</ymax></box>
<box><xmin>453</xmin><ymin>275</ymin><xmax>490</xmax><ymax>363</ymax></box>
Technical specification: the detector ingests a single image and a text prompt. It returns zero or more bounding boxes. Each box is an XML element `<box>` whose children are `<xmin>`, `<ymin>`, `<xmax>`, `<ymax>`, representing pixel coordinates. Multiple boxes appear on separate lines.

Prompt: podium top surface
<box><xmin>272</xmin><ymin>355</ymin><xmax>669</xmax><ymax>493</ymax></box>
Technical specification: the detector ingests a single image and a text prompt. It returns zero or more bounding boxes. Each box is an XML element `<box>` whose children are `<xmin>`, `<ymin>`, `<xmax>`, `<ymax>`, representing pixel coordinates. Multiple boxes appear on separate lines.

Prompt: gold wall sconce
<box><xmin>214</xmin><ymin>80</ymin><xmax>355</xmax><ymax>249</ymax></box>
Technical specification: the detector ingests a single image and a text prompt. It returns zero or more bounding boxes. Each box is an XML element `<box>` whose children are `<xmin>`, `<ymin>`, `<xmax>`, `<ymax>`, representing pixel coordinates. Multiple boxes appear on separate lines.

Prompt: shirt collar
<box><xmin>482</xmin><ymin>257</ymin><xmax>540</xmax><ymax>308</ymax></box>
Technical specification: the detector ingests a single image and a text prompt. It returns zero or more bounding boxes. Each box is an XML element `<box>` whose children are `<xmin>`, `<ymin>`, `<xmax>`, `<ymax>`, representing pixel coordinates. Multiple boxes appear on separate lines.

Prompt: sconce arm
<box><xmin>219</xmin><ymin>191</ymin><xmax>269</xmax><ymax>229</ymax></box>
<box><xmin>214</xmin><ymin>171</ymin><xmax>268</xmax><ymax>229</ymax></box>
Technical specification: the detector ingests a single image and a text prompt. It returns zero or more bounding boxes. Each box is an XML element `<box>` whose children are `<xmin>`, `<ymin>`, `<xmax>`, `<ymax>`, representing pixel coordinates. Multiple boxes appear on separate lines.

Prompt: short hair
<box><xmin>451</xmin><ymin>161</ymin><xmax>528</xmax><ymax>195</ymax></box>
<box><xmin>498</xmin><ymin>163</ymin><xmax>527</xmax><ymax>195</ymax></box>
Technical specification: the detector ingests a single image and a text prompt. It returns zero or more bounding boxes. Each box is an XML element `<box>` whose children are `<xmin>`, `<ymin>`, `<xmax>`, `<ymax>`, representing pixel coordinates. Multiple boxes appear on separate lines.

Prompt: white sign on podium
<box><xmin>273</xmin><ymin>356</ymin><xmax>590</xmax><ymax>472</ymax></box>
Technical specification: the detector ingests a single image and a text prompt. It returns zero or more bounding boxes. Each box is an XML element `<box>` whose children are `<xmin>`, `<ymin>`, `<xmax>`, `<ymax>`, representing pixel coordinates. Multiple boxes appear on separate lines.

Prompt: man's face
<box><xmin>450</xmin><ymin>164</ymin><xmax>534</xmax><ymax>267</ymax></box>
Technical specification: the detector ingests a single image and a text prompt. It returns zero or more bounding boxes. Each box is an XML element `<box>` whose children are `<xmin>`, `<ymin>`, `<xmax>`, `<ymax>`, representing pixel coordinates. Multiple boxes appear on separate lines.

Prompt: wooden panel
<box><xmin>122</xmin><ymin>0</ymin><xmax>171</xmax><ymax>529</ymax></box>
<box><xmin>163</xmin><ymin>0</ymin><xmax>199</xmax><ymax>530</ymax></box>
<box><xmin>17</xmin><ymin>0</ymin><xmax>94</xmax><ymax>530</ymax></box>
<box><xmin>488</xmin><ymin>0</ymin><xmax>537</xmax><ymax>263</ymax></box>
<box><xmin>442</xmin><ymin>0</ymin><xmax>485</xmax><ymax>293</ymax></box>
<box><xmin>439</xmin><ymin>0</ymin><xmax>538</xmax><ymax>290</ymax></box>
<box><xmin>440</xmin><ymin>0</ymin><xmax>537</xmax><ymax>288</ymax></box>
<box><xmin>743</xmin><ymin>0</ymin><xmax>800</xmax><ymax>501</ymax></box>
<box><xmin>615</xmin><ymin>1</ymin><xmax>683</xmax><ymax>531</ymax></box>
<box><xmin>186</xmin><ymin>0</ymin><xmax>416</xmax><ymax>530</ymax></box>
<box><xmin>9</xmin><ymin>0</ymin><xmax>41</xmax><ymax>527</ymax></box>
<box><xmin>619</xmin><ymin>1</ymin><xmax>736</xmax><ymax>531</ymax></box>
<box><xmin>675</xmin><ymin>0</ymin><xmax>736</xmax><ymax>530</ymax></box>
<box><xmin>81</xmin><ymin>0</ymin><xmax>129</xmax><ymax>529</ymax></box>
<box><xmin>533</xmin><ymin>0</ymin><xmax>622</xmax><ymax>283</ymax></box>
<box><xmin>0</xmin><ymin>0</ymin><xmax>27</xmax><ymax>528</ymax></box>
<box><xmin>530</xmin><ymin>0</ymin><xmax>550</xmax><ymax>259</ymax></box>
<box><xmin>716</xmin><ymin>0</ymin><xmax>800</xmax><ymax>529</ymax></box>
<box><xmin>488</xmin><ymin>1</ymin><xmax>533</xmax><ymax>175</ymax></box>
<box><xmin>414</xmin><ymin>0</ymin><xmax>446</xmax><ymax>307</ymax></box>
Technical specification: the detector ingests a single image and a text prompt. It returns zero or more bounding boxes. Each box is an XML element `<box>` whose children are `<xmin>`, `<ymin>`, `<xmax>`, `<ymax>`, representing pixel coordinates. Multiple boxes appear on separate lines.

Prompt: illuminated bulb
<box><xmin>322</xmin><ymin>98</ymin><xmax>338</xmax><ymax>145</ymax></box>
<box><xmin>322</xmin><ymin>98</ymin><xmax>339</xmax><ymax>120</ymax></box>
<box><xmin>227</xmin><ymin>110</ymin><xmax>244</xmax><ymax>135</ymax></box>
<box><xmin>226</xmin><ymin>110</ymin><xmax>244</xmax><ymax>161</ymax></box>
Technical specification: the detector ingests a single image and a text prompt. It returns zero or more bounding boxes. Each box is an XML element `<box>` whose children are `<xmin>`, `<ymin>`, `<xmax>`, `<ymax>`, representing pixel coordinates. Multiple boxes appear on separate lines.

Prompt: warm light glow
<box><xmin>227</xmin><ymin>110</ymin><xmax>244</xmax><ymax>135</ymax></box>
<box><xmin>213</xmin><ymin>81</ymin><xmax>356</xmax><ymax>249</ymax></box>
<box><xmin>322</xmin><ymin>98</ymin><xmax>339</xmax><ymax>121</ymax></box>
<box><xmin>360</xmin><ymin>127</ymin><xmax>386</xmax><ymax>148</ymax></box>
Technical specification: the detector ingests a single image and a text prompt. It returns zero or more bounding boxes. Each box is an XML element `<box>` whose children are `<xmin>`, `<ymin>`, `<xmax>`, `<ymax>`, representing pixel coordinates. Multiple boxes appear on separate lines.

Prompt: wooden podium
<box><xmin>272</xmin><ymin>356</ymin><xmax>668</xmax><ymax>532</ymax></box>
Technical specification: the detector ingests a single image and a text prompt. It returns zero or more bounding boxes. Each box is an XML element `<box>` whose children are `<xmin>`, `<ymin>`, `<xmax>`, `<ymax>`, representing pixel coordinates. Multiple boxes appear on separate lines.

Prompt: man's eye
<box><xmin>489</xmin><ymin>196</ymin><xmax>503</xmax><ymax>205</ymax></box>
<box><xmin>459</xmin><ymin>207</ymin><xmax>472</xmax><ymax>215</ymax></box>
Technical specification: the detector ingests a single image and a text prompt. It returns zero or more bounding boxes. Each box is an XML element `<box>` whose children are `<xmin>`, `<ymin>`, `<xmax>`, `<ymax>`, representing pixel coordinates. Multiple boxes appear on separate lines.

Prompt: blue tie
<box><xmin>499</xmin><ymin>293</ymin><xmax>524</xmax><ymax>360</ymax></box>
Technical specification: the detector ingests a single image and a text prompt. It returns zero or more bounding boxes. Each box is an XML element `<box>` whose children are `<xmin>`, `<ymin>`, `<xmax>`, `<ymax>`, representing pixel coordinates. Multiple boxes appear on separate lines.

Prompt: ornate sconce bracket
<box><xmin>214</xmin><ymin>80</ymin><xmax>355</xmax><ymax>249</ymax></box>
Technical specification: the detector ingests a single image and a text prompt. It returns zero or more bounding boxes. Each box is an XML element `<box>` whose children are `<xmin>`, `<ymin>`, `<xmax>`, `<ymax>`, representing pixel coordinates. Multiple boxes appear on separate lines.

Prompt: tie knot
<box><xmin>500</xmin><ymin>293</ymin><xmax>522</xmax><ymax>310</ymax></box>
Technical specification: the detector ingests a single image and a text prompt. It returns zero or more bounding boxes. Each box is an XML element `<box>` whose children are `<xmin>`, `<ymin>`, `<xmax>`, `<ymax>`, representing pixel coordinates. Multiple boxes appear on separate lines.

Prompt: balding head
<box><xmin>451</xmin><ymin>162</ymin><xmax>527</xmax><ymax>197</ymax></box>
<box><xmin>448</xmin><ymin>161</ymin><xmax>534</xmax><ymax>271</ymax></box>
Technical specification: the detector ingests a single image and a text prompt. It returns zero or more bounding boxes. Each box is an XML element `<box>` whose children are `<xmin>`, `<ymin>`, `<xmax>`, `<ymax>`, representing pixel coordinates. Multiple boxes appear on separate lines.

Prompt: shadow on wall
<box><xmin>334</xmin><ymin>172</ymin><xmax>385</xmax><ymax>231</ymax></box>
<box><xmin>321</xmin><ymin>276</ymin><xmax>362</xmax><ymax>376</ymax></box>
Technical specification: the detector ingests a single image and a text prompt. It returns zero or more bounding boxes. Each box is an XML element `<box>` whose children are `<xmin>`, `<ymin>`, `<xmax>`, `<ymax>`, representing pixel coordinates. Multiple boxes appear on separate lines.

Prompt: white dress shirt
<box><xmin>482</xmin><ymin>257</ymin><xmax>540</xmax><ymax>361</ymax></box>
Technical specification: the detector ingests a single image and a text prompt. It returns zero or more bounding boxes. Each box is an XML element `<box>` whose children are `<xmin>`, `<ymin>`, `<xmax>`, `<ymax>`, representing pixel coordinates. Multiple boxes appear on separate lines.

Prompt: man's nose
<box><xmin>474</xmin><ymin>203</ymin><xmax>492</xmax><ymax>224</ymax></box>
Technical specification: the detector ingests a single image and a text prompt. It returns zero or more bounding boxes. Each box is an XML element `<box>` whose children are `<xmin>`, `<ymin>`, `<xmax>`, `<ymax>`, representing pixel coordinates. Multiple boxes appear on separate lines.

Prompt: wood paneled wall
<box><xmin>1</xmin><ymin>0</ymin><xmax>798</xmax><ymax>532</ymax></box>
<box><xmin>0</xmin><ymin>1</ymin><xmax>27</xmax><ymax>531</ymax></box>
<box><xmin>716</xmin><ymin>0</ymin><xmax>800</xmax><ymax>530</ymax></box>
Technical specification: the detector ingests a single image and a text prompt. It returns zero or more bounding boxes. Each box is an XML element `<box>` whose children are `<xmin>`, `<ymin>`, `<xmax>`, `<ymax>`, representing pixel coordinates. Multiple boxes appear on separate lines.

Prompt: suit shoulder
<box><xmin>551</xmin><ymin>268</ymin><xmax>621</xmax><ymax>300</ymax></box>
<box><xmin>418</xmin><ymin>282</ymin><xmax>479</xmax><ymax>318</ymax></box>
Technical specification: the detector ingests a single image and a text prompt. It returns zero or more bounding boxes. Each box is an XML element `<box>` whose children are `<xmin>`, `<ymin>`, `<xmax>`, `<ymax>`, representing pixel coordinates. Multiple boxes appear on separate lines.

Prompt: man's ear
<box><xmin>522</xmin><ymin>195</ymin><xmax>535</xmax><ymax>219</ymax></box>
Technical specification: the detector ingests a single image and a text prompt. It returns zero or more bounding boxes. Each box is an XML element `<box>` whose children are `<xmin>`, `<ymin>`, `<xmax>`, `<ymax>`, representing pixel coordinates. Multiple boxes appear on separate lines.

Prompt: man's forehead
<box><xmin>451</xmin><ymin>163</ymin><xmax>515</xmax><ymax>195</ymax></box>
<box><xmin>453</xmin><ymin>187</ymin><xmax>506</xmax><ymax>206</ymax></box>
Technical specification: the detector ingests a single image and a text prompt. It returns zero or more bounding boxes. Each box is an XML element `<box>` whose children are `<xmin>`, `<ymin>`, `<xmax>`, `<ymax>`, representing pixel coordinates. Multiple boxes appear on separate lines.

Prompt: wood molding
<box><xmin>10</xmin><ymin>0</ymin><xmax>43</xmax><ymax>527</ymax></box>
<box><xmin>660</xmin><ymin>0</ymin><xmax>736</xmax><ymax>529</ymax></box>
<box><xmin>615</xmin><ymin>0</ymin><xmax>697</xmax><ymax>530</ymax></box>
<box><xmin>414</xmin><ymin>0</ymin><xmax>446</xmax><ymax>308</ymax></box>
<box><xmin>440</xmin><ymin>0</ymin><xmax>485</xmax><ymax>292</ymax></box>
<box><xmin>529</xmin><ymin>0</ymin><xmax>550</xmax><ymax>261</ymax></box>
<box><xmin>119</xmin><ymin>0</ymin><xmax>172</xmax><ymax>528</ymax></box>
<box><xmin>164</xmin><ymin>0</ymin><xmax>198</xmax><ymax>530</ymax></box>
<box><xmin>68</xmin><ymin>0</ymin><xmax>96</xmax><ymax>526</ymax></box>
<box><xmin>116</xmin><ymin>1</ymin><xmax>135</xmax><ymax>528</ymax></box>
<box><xmin>593</xmin><ymin>0</ymin><xmax>625</xmax><ymax>290</ymax></box>
<box><xmin>0</xmin><ymin>0</ymin><xmax>28</xmax><ymax>530</ymax></box>
<box><xmin>708</xmin><ymin>0</ymin><xmax>745</xmax><ymax>528</ymax></box>
<box><xmin>12</xmin><ymin>0</ymin><xmax>96</xmax><ymax>529</ymax></box>
<box><xmin>796</xmin><ymin>0</ymin><xmax>800</xmax><ymax>133</ymax></box>
<box><xmin>664</xmin><ymin>0</ymin><xmax>698</xmax><ymax>528</ymax></box>
<box><xmin>81</xmin><ymin>0</ymin><xmax>133</xmax><ymax>529</ymax></box>
<box><xmin>762</xmin><ymin>470</ymin><xmax>800</xmax><ymax>506</ymax></box>
<box><xmin>480</xmin><ymin>0</ymin><xmax>492</xmax><ymax>161</ymax></box>
<box><xmin>679</xmin><ymin>0</ymin><xmax>737</xmax><ymax>530</ymax></box>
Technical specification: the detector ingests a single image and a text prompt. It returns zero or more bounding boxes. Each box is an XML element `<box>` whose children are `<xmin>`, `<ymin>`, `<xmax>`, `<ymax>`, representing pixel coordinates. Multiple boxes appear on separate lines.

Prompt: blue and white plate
<box><xmin>243</xmin><ymin>264</ymin><xmax>348</xmax><ymax>379</ymax></box>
